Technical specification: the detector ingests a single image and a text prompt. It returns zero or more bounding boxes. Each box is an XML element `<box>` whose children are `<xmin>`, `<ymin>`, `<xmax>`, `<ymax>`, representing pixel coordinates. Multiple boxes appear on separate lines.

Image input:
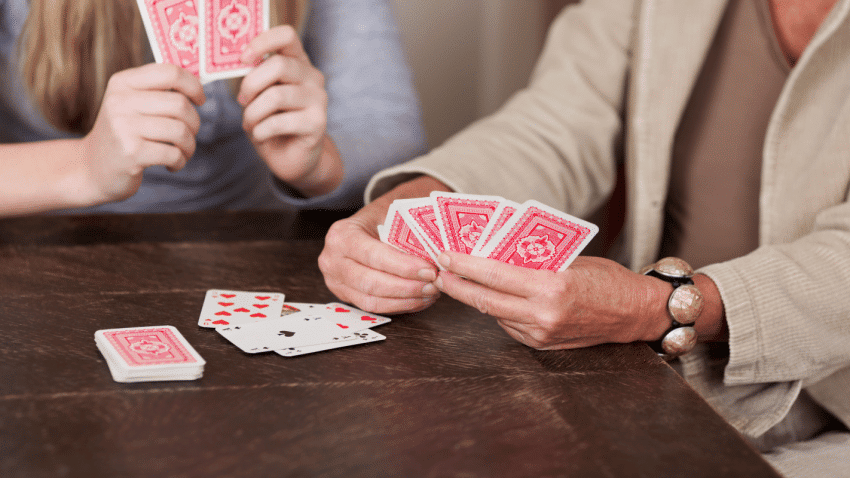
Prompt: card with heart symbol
<box><xmin>198</xmin><ymin>291</ymin><xmax>391</xmax><ymax>356</ymax></box>
<box><xmin>197</xmin><ymin>289</ymin><xmax>285</xmax><ymax>328</ymax></box>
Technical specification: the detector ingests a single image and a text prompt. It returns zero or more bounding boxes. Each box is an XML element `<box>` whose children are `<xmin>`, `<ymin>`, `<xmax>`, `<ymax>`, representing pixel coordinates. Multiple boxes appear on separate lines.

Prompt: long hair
<box><xmin>18</xmin><ymin>0</ymin><xmax>306</xmax><ymax>135</ymax></box>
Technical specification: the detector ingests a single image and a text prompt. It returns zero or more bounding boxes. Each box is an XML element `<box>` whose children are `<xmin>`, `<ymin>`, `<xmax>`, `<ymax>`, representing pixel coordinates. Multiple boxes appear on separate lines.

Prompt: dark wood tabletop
<box><xmin>0</xmin><ymin>211</ymin><xmax>781</xmax><ymax>478</ymax></box>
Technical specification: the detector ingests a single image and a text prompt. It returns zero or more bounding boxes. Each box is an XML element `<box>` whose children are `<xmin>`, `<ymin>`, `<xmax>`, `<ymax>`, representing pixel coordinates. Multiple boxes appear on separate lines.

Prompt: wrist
<box><xmin>57</xmin><ymin>138</ymin><xmax>103</xmax><ymax>208</ymax></box>
<box><xmin>286</xmin><ymin>135</ymin><xmax>343</xmax><ymax>197</ymax></box>
<box><xmin>640</xmin><ymin>257</ymin><xmax>704</xmax><ymax>359</ymax></box>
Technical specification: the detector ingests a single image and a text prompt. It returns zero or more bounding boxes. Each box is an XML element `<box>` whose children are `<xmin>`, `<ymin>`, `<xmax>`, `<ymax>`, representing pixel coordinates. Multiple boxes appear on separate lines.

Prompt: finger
<box><xmin>136</xmin><ymin>116</ymin><xmax>197</xmax><ymax>162</ymax></box>
<box><xmin>242</xmin><ymin>25</ymin><xmax>308</xmax><ymax>64</ymax></box>
<box><xmin>238</xmin><ymin>55</ymin><xmax>310</xmax><ymax>106</ymax></box>
<box><xmin>327</xmin><ymin>280</ymin><xmax>439</xmax><ymax>315</ymax></box>
<box><xmin>333</xmin><ymin>255</ymin><xmax>441</xmax><ymax>300</ymax></box>
<box><xmin>130</xmin><ymin>90</ymin><xmax>202</xmax><ymax>136</ymax></box>
<box><xmin>248</xmin><ymin>107</ymin><xmax>325</xmax><ymax>142</ymax></box>
<box><xmin>133</xmin><ymin>139</ymin><xmax>190</xmax><ymax>173</ymax></box>
<box><xmin>323</xmin><ymin>220</ymin><xmax>439</xmax><ymax>282</ymax></box>
<box><xmin>437</xmin><ymin>251</ymin><xmax>550</xmax><ymax>297</ymax></box>
<box><xmin>435</xmin><ymin>270</ymin><xmax>538</xmax><ymax>324</ymax></box>
<box><xmin>117</xmin><ymin>63</ymin><xmax>206</xmax><ymax>106</ymax></box>
<box><xmin>241</xmin><ymin>84</ymin><xmax>310</xmax><ymax>132</ymax></box>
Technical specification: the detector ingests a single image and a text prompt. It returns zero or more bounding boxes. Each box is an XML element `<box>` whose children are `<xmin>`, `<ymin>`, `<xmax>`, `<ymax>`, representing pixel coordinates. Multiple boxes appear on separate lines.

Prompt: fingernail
<box><xmin>437</xmin><ymin>253</ymin><xmax>451</xmax><ymax>268</ymax></box>
<box><xmin>418</xmin><ymin>268</ymin><xmax>436</xmax><ymax>281</ymax></box>
<box><xmin>422</xmin><ymin>283</ymin><xmax>437</xmax><ymax>295</ymax></box>
<box><xmin>434</xmin><ymin>275</ymin><xmax>444</xmax><ymax>291</ymax></box>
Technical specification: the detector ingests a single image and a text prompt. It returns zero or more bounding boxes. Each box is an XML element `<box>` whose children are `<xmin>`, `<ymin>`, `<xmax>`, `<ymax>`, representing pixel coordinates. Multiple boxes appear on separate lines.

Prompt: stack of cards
<box><xmin>136</xmin><ymin>0</ymin><xmax>269</xmax><ymax>83</ymax></box>
<box><xmin>95</xmin><ymin>326</ymin><xmax>206</xmax><ymax>383</ymax></box>
<box><xmin>198</xmin><ymin>290</ymin><xmax>390</xmax><ymax>356</ymax></box>
<box><xmin>379</xmin><ymin>192</ymin><xmax>599</xmax><ymax>272</ymax></box>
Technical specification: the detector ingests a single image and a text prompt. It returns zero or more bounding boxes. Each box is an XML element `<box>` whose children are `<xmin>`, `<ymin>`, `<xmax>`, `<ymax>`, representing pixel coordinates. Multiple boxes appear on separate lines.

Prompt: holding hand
<box><xmin>81</xmin><ymin>63</ymin><xmax>205</xmax><ymax>205</ymax></box>
<box><xmin>433</xmin><ymin>252</ymin><xmax>672</xmax><ymax>350</ymax></box>
<box><xmin>239</xmin><ymin>25</ymin><xmax>342</xmax><ymax>197</ymax></box>
<box><xmin>319</xmin><ymin>176</ymin><xmax>451</xmax><ymax>314</ymax></box>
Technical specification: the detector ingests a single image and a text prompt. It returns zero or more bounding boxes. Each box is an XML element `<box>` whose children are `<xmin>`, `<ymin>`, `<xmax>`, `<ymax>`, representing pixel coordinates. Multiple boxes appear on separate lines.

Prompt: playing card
<box><xmin>95</xmin><ymin>326</ymin><xmax>205</xmax><ymax>382</ymax></box>
<box><xmin>280</xmin><ymin>302</ymin><xmax>318</xmax><ymax>317</ymax></box>
<box><xmin>322</xmin><ymin>303</ymin><xmax>391</xmax><ymax>330</ymax></box>
<box><xmin>136</xmin><ymin>0</ymin><xmax>201</xmax><ymax>75</ymax></box>
<box><xmin>198</xmin><ymin>290</ymin><xmax>285</xmax><ymax>328</ymax></box>
<box><xmin>475</xmin><ymin>200</ymin><xmax>598</xmax><ymax>271</ymax></box>
<box><xmin>431</xmin><ymin>192</ymin><xmax>504</xmax><ymax>255</ymax></box>
<box><xmin>275</xmin><ymin>329</ymin><xmax>386</xmax><ymax>357</ymax></box>
<box><xmin>384</xmin><ymin>205</ymin><xmax>438</xmax><ymax>265</ymax></box>
<box><xmin>470</xmin><ymin>199</ymin><xmax>520</xmax><ymax>255</ymax></box>
<box><xmin>216</xmin><ymin>311</ymin><xmax>346</xmax><ymax>353</ymax></box>
<box><xmin>398</xmin><ymin>198</ymin><xmax>446</xmax><ymax>255</ymax></box>
<box><xmin>199</xmin><ymin>0</ymin><xmax>269</xmax><ymax>83</ymax></box>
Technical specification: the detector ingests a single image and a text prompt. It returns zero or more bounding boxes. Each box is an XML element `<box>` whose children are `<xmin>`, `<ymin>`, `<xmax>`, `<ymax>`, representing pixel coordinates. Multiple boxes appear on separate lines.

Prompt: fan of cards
<box><xmin>379</xmin><ymin>193</ymin><xmax>599</xmax><ymax>272</ymax></box>
<box><xmin>197</xmin><ymin>290</ymin><xmax>390</xmax><ymax>356</ymax></box>
<box><xmin>136</xmin><ymin>0</ymin><xmax>269</xmax><ymax>83</ymax></box>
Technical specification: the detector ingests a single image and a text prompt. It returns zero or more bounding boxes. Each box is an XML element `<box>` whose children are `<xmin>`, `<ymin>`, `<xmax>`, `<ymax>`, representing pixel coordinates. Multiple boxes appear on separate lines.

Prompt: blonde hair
<box><xmin>19</xmin><ymin>0</ymin><xmax>307</xmax><ymax>135</ymax></box>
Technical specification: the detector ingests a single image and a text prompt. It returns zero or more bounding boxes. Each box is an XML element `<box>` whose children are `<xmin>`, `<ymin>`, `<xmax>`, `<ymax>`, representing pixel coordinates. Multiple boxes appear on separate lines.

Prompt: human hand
<box><xmin>80</xmin><ymin>63</ymin><xmax>205</xmax><ymax>204</ymax></box>
<box><xmin>239</xmin><ymin>25</ymin><xmax>340</xmax><ymax>196</ymax></box>
<box><xmin>318</xmin><ymin>200</ymin><xmax>442</xmax><ymax>314</ymax></box>
<box><xmin>433</xmin><ymin>252</ymin><xmax>672</xmax><ymax>350</ymax></box>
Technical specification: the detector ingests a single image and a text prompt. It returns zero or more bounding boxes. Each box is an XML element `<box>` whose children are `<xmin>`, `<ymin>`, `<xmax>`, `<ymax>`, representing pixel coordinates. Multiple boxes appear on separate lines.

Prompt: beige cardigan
<box><xmin>365</xmin><ymin>0</ymin><xmax>850</xmax><ymax>440</ymax></box>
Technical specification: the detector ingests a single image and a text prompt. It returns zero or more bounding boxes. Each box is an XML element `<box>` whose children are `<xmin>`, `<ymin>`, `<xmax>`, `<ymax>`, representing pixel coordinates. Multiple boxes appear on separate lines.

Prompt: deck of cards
<box><xmin>95</xmin><ymin>326</ymin><xmax>206</xmax><ymax>383</ymax></box>
<box><xmin>198</xmin><ymin>290</ymin><xmax>390</xmax><ymax>356</ymax></box>
<box><xmin>136</xmin><ymin>0</ymin><xmax>269</xmax><ymax>83</ymax></box>
<box><xmin>379</xmin><ymin>192</ymin><xmax>599</xmax><ymax>272</ymax></box>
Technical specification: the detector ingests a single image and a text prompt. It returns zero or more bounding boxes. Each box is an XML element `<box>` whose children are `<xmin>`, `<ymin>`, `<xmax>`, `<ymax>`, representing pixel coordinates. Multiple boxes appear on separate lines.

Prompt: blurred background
<box><xmin>390</xmin><ymin>0</ymin><xmax>575</xmax><ymax>147</ymax></box>
<box><xmin>389</xmin><ymin>0</ymin><xmax>616</xmax><ymax>256</ymax></box>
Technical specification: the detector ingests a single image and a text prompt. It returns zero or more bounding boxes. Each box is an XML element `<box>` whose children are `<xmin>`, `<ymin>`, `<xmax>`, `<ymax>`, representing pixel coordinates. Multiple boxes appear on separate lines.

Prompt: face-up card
<box><xmin>475</xmin><ymin>200</ymin><xmax>598</xmax><ymax>271</ymax></box>
<box><xmin>95</xmin><ymin>326</ymin><xmax>205</xmax><ymax>371</ymax></box>
<box><xmin>470</xmin><ymin>199</ymin><xmax>520</xmax><ymax>255</ymax></box>
<box><xmin>275</xmin><ymin>329</ymin><xmax>386</xmax><ymax>357</ymax></box>
<box><xmin>280</xmin><ymin>302</ymin><xmax>319</xmax><ymax>317</ymax></box>
<box><xmin>322</xmin><ymin>303</ymin><xmax>391</xmax><ymax>331</ymax></box>
<box><xmin>198</xmin><ymin>290</ymin><xmax>285</xmax><ymax>328</ymax></box>
<box><xmin>199</xmin><ymin>0</ymin><xmax>269</xmax><ymax>83</ymax></box>
<box><xmin>137</xmin><ymin>0</ymin><xmax>201</xmax><ymax>75</ymax></box>
<box><xmin>216</xmin><ymin>311</ymin><xmax>345</xmax><ymax>353</ymax></box>
<box><xmin>431</xmin><ymin>193</ymin><xmax>504</xmax><ymax>255</ymax></box>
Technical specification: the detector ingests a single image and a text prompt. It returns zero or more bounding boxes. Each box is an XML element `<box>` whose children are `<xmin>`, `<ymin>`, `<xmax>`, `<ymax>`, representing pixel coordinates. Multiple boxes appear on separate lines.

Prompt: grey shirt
<box><xmin>0</xmin><ymin>0</ymin><xmax>426</xmax><ymax>213</ymax></box>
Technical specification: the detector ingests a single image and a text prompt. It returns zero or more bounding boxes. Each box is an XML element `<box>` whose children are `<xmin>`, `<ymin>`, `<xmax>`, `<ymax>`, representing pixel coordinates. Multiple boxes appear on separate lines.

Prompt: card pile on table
<box><xmin>379</xmin><ymin>192</ymin><xmax>599</xmax><ymax>272</ymax></box>
<box><xmin>136</xmin><ymin>0</ymin><xmax>269</xmax><ymax>83</ymax></box>
<box><xmin>198</xmin><ymin>290</ymin><xmax>390</xmax><ymax>356</ymax></box>
<box><xmin>95</xmin><ymin>326</ymin><xmax>206</xmax><ymax>383</ymax></box>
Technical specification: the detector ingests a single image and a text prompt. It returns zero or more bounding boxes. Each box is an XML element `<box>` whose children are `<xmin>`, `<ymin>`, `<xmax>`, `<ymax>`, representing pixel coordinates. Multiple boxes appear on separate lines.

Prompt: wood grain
<box><xmin>0</xmin><ymin>212</ymin><xmax>780</xmax><ymax>477</ymax></box>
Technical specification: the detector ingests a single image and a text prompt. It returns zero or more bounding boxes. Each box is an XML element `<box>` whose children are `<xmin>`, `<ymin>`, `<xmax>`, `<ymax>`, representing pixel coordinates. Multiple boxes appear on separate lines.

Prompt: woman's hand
<box><xmin>433</xmin><ymin>252</ymin><xmax>673</xmax><ymax>349</ymax></box>
<box><xmin>239</xmin><ymin>25</ymin><xmax>342</xmax><ymax>197</ymax></box>
<box><xmin>80</xmin><ymin>63</ymin><xmax>205</xmax><ymax>205</ymax></box>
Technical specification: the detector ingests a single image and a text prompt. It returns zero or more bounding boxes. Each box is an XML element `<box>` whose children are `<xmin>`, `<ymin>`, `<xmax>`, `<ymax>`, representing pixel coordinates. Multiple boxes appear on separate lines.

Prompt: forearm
<box><xmin>0</xmin><ymin>139</ymin><xmax>94</xmax><ymax>216</ymax></box>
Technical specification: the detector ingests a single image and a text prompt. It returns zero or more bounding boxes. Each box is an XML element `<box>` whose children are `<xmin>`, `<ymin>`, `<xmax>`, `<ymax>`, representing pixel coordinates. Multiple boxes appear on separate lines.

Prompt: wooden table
<box><xmin>0</xmin><ymin>211</ymin><xmax>780</xmax><ymax>477</ymax></box>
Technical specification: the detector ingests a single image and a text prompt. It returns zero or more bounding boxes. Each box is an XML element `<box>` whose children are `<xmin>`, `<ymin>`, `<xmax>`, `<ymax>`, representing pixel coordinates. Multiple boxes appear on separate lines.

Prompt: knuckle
<box><xmin>470</xmin><ymin>294</ymin><xmax>492</xmax><ymax>316</ymax></box>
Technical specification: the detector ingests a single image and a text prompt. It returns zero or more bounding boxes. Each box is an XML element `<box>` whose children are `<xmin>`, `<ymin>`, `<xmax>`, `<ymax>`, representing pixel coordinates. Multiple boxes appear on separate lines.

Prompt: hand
<box><xmin>318</xmin><ymin>201</ymin><xmax>441</xmax><ymax>314</ymax></box>
<box><xmin>433</xmin><ymin>252</ymin><xmax>672</xmax><ymax>350</ymax></box>
<box><xmin>239</xmin><ymin>25</ymin><xmax>341</xmax><ymax>196</ymax></box>
<box><xmin>318</xmin><ymin>176</ymin><xmax>452</xmax><ymax>314</ymax></box>
<box><xmin>80</xmin><ymin>63</ymin><xmax>205</xmax><ymax>204</ymax></box>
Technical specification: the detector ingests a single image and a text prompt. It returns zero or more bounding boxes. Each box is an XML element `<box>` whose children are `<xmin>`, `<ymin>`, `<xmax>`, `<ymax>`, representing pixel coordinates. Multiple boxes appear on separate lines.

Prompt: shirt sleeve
<box><xmin>270</xmin><ymin>0</ymin><xmax>428</xmax><ymax>210</ymax></box>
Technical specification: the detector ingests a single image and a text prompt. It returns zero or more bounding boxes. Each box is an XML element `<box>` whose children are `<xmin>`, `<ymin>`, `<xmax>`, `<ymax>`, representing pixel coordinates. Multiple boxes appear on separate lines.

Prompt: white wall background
<box><xmin>389</xmin><ymin>1</ymin><xmax>561</xmax><ymax>148</ymax></box>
